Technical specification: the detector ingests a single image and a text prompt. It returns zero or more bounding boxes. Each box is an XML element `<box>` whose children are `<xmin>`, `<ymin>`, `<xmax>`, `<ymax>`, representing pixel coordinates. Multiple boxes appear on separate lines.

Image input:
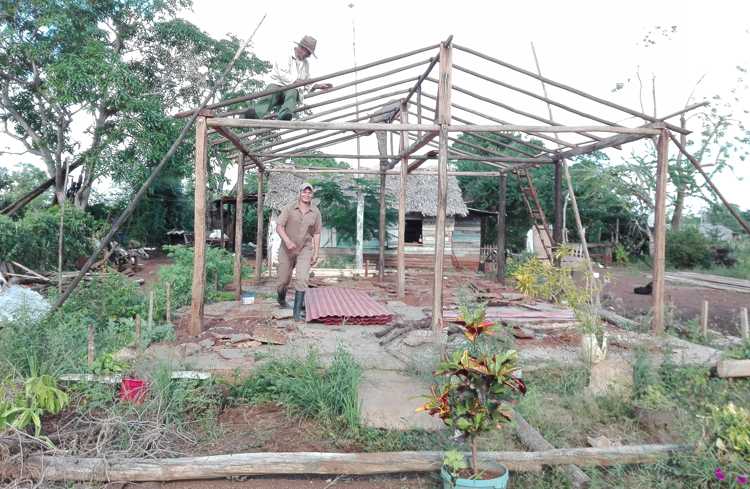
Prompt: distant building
<box><xmin>698</xmin><ymin>222</ymin><xmax>739</xmax><ymax>241</ymax></box>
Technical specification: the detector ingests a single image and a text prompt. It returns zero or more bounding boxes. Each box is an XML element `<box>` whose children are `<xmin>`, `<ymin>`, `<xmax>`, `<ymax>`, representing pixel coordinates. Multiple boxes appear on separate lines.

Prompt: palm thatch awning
<box><xmin>265</xmin><ymin>169</ymin><xmax>468</xmax><ymax>217</ymax></box>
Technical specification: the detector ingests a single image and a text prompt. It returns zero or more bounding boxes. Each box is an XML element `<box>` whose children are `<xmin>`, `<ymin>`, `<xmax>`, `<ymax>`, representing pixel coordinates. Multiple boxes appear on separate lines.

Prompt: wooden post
<box><xmin>553</xmin><ymin>161</ymin><xmax>564</xmax><ymax>248</ymax></box>
<box><xmin>741</xmin><ymin>308</ymin><xmax>749</xmax><ymax>340</ymax></box>
<box><xmin>134</xmin><ymin>314</ymin><xmax>142</xmax><ymax>352</ymax></box>
<box><xmin>190</xmin><ymin>115</ymin><xmax>209</xmax><ymax>336</ymax></box>
<box><xmin>378</xmin><ymin>170</ymin><xmax>386</xmax><ymax>282</ymax></box>
<box><xmin>219</xmin><ymin>200</ymin><xmax>225</xmax><ymax>249</ymax></box>
<box><xmin>87</xmin><ymin>325</ymin><xmax>95</xmax><ymax>368</ymax></box>
<box><xmin>148</xmin><ymin>290</ymin><xmax>154</xmax><ymax>328</ymax></box>
<box><xmin>701</xmin><ymin>301</ymin><xmax>709</xmax><ymax>338</ymax></box>
<box><xmin>651</xmin><ymin>130</ymin><xmax>669</xmax><ymax>335</ymax></box>
<box><xmin>255</xmin><ymin>169</ymin><xmax>265</xmax><ymax>284</ymax></box>
<box><xmin>165</xmin><ymin>282</ymin><xmax>172</xmax><ymax>323</ymax></box>
<box><xmin>496</xmin><ymin>173</ymin><xmax>507</xmax><ymax>284</ymax></box>
<box><xmin>431</xmin><ymin>41</ymin><xmax>452</xmax><ymax>338</ymax></box>
<box><xmin>397</xmin><ymin>104</ymin><xmax>408</xmax><ymax>298</ymax></box>
<box><xmin>233</xmin><ymin>156</ymin><xmax>245</xmax><ymax>300</ymax></box>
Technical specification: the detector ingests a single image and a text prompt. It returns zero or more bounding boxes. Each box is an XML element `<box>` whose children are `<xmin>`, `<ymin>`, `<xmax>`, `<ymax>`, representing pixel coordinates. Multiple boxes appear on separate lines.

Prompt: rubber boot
<box><xmin>293</xmin><ymin>291</ymin><xmax>305</xmax><ymax>322</ymax></box>
<box><xmin>277</xmin><ymin>287</ymin><xmax>288</xmax><ymax>308</ymax></box>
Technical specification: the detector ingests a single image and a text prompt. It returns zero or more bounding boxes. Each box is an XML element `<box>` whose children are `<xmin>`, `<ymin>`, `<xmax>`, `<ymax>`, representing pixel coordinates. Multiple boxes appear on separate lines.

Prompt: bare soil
<box><xmin>603</xmin><ymin>267</ymin><xmax>749</xmax><ymax>336</ymax></box>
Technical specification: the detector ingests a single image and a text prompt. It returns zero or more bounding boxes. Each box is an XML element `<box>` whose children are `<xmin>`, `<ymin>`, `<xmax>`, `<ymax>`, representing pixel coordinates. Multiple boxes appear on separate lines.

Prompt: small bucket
<box><xmin>120</xmin><ymin>378</ymin><xmax>148</xmax><ymax>403</ymax></box>
<box><xmin>241</xmin><ymin>292</ymin><xmax>256</xmax><ymax>305</ymax></box>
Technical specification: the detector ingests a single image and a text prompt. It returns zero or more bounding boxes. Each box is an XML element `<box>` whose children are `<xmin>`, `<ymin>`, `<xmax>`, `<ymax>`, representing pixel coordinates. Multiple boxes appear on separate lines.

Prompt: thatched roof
<box><xmin>265</xmin><ymin>168</ymin><xmax>468</xmax><ymax>217</ymax></box>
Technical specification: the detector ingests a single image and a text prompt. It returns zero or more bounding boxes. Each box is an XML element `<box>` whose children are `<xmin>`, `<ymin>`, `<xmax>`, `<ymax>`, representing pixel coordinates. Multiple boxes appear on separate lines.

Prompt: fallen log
<box><xmin>598</xmin><ymin>308</ymin><xmax>641</xmax><ymax>331</ymax></box>
<box><xmin>513</xmin><ymin>411</ymin><xmax>591</xmax><ymax>488</ymax></box>
<box><xmin>7</xmin><ymin>445</ymin><xmax>690</xmax><ymax>482</ymax></box>
<box><xmin>716</xmin><ymin>359</ymin><xmax>750</xmax><ymax>378</ymax></box>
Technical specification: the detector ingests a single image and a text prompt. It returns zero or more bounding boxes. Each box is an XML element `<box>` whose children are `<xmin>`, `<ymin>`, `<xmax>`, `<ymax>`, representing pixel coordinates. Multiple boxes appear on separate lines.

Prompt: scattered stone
<box><xmin>180</xmin><ymin>342</ymin><xmax>201</xmax><ymax>357</ymax></box>
<box><xmin>272</xmin><ymin>309</ymin><xmax>293</xmax><ymax>319</ymax></box>
<box><xmin>217</xmin><ymin>348</ymin><xmax>251</xmax><ymax>360</ymax></box>
<box><xmin>512</xmin><ymin>326</ymin><xmax>535</xmax><ymax>339</ymax></box>
<box><xmin>234</xmin><ymin>340</ymin><xmax>262</xmax><ymax>348</ymax></box>
<box><xmin>229</xmin><ymin>333</ymin><xmax>253</xmax><ymax>344</ymax></box>
<box><xmin>403</xmin><ymin>329</ymin><xmax>432</xmax><ymax>347</ymax></box>
<box><xmin>198</xmin><ymin>338</ymin><xmax>215</xmax><ymax>349</ymax></box>
<box><xmin>500</xmin><ymin>292</ymin><xmax>525</xmax><ymax>301</ymax></box>
<box><xmin>238</xmin><ymin>323</ymin><xmax>287</xmax><ymax>345</ymax></box>
<box><xmin>587</xmin><ymin>357</ymin><xmax>633</xmax><ymax>396</ymax></box>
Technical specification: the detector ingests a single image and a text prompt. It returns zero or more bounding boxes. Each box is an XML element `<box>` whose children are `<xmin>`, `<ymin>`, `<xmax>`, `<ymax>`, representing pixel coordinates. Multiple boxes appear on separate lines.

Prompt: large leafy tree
<box><xmin>0</xmin><ymin>0</ymin><xmax>268</xmax><ymax>210</ymax></box>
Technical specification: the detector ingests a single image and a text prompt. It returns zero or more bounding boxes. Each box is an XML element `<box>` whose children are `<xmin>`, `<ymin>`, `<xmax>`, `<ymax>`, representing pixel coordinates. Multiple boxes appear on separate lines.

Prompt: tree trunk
<box><xmin>671</xmin><ymin>186</ymin><xmax>685</xmax><ymax>230</ymax></box>
<box><xmin>471</xmin><ymin>436</ymin><xmax>478</xmax><ymax>475</ymax></box>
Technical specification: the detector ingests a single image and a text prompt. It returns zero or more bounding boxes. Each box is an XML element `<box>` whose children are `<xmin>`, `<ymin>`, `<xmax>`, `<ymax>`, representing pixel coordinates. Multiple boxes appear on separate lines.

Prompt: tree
<box><xmin>0</xmin><ymin>162</ymin><xmax>49</xmax><ymax>213</ymax></box>
<box><xmin>0</xmin><ymin>0</ymin><xmax>268</xmax><ymax>210</ymax></box>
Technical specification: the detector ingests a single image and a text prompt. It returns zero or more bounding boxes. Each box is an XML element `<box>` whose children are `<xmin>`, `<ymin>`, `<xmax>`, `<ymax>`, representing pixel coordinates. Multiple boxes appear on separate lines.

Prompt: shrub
<box><xmin>665</xmin><ymin>226</ymin><xmax>711</xmax><ymax>269</ymax></box>
<box><xmin>0</xmin><ymin>207</ymin><xmax>99</xmax><ymax>271</ymax></box>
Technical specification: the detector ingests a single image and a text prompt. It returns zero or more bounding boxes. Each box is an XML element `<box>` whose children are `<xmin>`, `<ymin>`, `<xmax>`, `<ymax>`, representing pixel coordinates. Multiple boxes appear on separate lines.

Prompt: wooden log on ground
<box><xmin>741</xmin><ymin>308</ymin><xmax>749</xmax><ymax>340</ymax></box>
<box><xmin>598</xmin><ymin>308</ymin><xmax>641</xmax><ymax>331</ymax></box>
<box><xmin>717</xmin><ymin>359</ymin><xmax>750</xmax><ymax>378</ymax></box>
<box><xmin>9</xmin><ymin>445</ymin><xmax>690</xmax><ymax>482</ymax></box>
<box><xmin>513</xmin><ymin>411</ymin><xmax>591</xmax><ymax>488</ymax></box>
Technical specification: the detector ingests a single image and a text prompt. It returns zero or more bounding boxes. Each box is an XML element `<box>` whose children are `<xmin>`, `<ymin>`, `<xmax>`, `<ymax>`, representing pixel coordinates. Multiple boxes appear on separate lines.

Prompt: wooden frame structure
<box><xmin>180</xmin><ymin>37</ymin><xmax>709</xmax><ymax>339</ymax></box>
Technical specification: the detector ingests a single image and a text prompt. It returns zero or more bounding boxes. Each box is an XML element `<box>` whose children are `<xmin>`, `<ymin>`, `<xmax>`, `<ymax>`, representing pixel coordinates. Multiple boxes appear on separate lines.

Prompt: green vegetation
<box><xmin>666</xmin><ymin>226</ymin><xmax>712</xmax><ymax>268</ymax></box>
<box><xmin>232</xmin><ymin>348</ymin><xmax>362</xmax><ymax>431</ymax></box>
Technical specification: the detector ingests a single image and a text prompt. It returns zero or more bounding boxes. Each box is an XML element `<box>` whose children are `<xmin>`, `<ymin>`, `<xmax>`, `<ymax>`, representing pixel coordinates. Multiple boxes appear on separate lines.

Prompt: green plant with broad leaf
<box><xmin>419</xmin><ymin>302</ymin><xmax>526</xmax><ymax>477</ymax></box>
<box><xmin>1</xmin><ymin>374</ymin><xmax>69</xmax><ymax>436</ymax></box>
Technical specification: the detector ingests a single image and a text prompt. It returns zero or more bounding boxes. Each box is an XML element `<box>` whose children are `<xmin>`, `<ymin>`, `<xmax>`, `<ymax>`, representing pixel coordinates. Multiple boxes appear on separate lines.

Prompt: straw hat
<box><xmin>295</xmin><ymin>35</ymin><xmax>317</xmax><ymax>58</ymax></box>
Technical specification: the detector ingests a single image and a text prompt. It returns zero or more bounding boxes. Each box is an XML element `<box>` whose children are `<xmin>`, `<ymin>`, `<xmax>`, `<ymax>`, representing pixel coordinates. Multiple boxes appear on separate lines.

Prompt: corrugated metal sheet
<box><xmin>306</xmin><ymin>287</ymin><xmax>393</xmax><ymax>325</ymax></box>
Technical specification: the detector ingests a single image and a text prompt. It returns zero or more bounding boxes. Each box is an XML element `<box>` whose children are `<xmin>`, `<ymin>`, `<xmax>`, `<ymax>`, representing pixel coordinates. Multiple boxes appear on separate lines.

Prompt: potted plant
<box><xmin>419</xmin><ymin>303</ymin><xmax>526</xmax><ymax>489</ymax></box>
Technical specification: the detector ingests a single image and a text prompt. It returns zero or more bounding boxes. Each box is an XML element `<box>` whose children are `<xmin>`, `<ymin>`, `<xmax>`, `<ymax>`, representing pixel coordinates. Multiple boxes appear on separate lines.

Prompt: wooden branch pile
<box><xmin>0</xmin><ymin>261</ymin><xmax>142</xmax><ymax>292</ymax></box>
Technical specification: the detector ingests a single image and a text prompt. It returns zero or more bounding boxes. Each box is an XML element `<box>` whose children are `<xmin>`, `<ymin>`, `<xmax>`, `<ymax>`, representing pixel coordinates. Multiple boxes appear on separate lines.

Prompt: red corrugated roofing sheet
<box><xmin>305</xmin><ymin>287</ymin><xmax>393</xmax><ymax>325</ymax></box>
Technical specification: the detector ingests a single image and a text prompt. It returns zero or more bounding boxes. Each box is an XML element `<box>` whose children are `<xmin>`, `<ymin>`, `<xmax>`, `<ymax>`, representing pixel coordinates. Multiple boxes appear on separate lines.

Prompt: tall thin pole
<box><xmin>652</xmin><ymin>130</ymin><xmax>670</xmax><ymax>335</ymax></box>
<box><xmin>350</xmin><ymin>3</ymin><xmax>364</xmax><ymax>271</ymax></box>
<box><xmin>57</xmin><ymin>158</ymin><xmax>70</xmax><ymax>294</ymax></box>
<box><xmin>255</xmin><ymin>170</ymin><xmax>265</xmax><ymax>284</ymax></box>
<box><xmin>496</xmin><ymin>173</ymin><xmax>507</xmax><ymax>284</ymax></box>
<box><xmin>233</xmin><ymin>156</ymin><xmax>245</xmax><ymax>301</ymax></box>
<box><xmin>397</xmin><ymin>105</ymin><xmax>408</xmax><ymax>298</ymax></box>
<box><xmin>190</xmin><ymin>115</ymin><xmax>209</xmax><ymax>336</ymax></box>
<box><xmin>431</xmin><ymin>41</ymin><xmax>452</xmax><ymax>339</ymax></box>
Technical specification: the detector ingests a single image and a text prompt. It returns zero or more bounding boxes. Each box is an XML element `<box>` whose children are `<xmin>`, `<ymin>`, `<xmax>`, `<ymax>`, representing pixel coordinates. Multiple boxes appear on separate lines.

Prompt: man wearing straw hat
<box><xmin>276</xmin><ymin>182</ymin><xmax>322</xmax><ymax>321</ymax></box>
<box><xmin>242</xmin><ymin>35</ymin><xmax>333</xmax><ymax>121</ymax></box>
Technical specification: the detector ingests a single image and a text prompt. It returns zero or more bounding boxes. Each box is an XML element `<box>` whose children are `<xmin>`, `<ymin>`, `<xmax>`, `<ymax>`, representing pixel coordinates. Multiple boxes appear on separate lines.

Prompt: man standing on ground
<box><xmin>243</xmin><ymin>35</ymin><xmax>332</xmax><ymax>121</ymax></box>
<box><xmin>276</xmin><ymin>182</ymin><xmax>322</xmax><ymax>321</ymax></box>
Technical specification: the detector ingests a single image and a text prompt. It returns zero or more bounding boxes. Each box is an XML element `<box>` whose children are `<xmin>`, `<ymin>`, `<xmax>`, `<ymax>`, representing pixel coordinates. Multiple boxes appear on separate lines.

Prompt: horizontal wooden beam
<box><xmin>265</xmin><ymin>168</ymin><xmax>504</xmax><ymax>177</ymax></box>
<box><xmin>449</xmin><ymin>125</ymin><xmax>661</xmax><ymax>135</ymax></box>
<box><xmin>208</xmin><ymin>118</ymin><xmax>440</xmax><ymax>132</ymax></box>
<box><xmin>175</xmin><ymin>43</ymin><xmax>440</xmax><ymax>117</ymax></box>
<box><xmin>245</xmin><ymin>151</ymin><xmax>550</xmax><ymax>164</ymax></box>
<box><xmin>16</xmin><ymin>445</ymin><xmax>690</xmax><ymax>481</ymax></box>
<box><xmin>553</xmin><ymin>131</ymin><xmax>651</xmax><ymax>160</ymax></box>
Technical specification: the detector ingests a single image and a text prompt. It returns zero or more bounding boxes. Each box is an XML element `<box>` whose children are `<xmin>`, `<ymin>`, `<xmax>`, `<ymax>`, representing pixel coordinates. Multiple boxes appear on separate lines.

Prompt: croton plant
<box><xmin>419</xmin><ymin>303</ymin><xmax>526</xmax><ymax>475</ymax></box>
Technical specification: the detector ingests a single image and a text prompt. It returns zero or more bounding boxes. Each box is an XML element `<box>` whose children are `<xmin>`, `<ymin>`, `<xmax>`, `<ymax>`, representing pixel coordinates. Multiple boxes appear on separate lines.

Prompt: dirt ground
<box><xmin>603</xmin><ymin>267</ymin><xmax>749</xmax><ymax>336</ymax></box>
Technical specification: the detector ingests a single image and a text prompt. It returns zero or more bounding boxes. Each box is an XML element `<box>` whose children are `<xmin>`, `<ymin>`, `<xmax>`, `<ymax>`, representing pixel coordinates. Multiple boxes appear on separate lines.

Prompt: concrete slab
<box><xmin>358</xmin><ymin>370</ymin><xmax>444</xmax><ymax>431</ymax></box>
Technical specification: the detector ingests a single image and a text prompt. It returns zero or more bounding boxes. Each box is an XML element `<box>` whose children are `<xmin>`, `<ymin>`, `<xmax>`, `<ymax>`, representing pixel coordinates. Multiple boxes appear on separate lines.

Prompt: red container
<box><xmin>120</xmin><ymin>378</ymin><xmax>148</xmax><ymax>403</ymax></box>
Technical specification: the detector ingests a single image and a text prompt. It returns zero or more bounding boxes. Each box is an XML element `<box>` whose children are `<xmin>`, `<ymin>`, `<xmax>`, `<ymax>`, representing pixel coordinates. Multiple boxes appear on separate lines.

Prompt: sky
<box><xmin>181</xmin><ymin>0</ymin><xmax>750</xmax><ymax>212</ymax></box>
<box><xmin>3</xmin><ymin>0</ymin><xmax>749</xmax><ymax>213</ymax></box>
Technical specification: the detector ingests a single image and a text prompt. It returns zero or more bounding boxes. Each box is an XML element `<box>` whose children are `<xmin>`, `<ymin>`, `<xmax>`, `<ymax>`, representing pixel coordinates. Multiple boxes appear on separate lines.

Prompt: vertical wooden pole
<box><xmin>190</xmin><ymin>115</ymin><xmax>208</xmax><ymax>336</ymax></box>
<box><xmin>701</xmin><ymin>300</ymin><xmax>709</xmax><ymax>338</ymax></box>
<box><xmin>741</xmin><ymin>308</ymin><xmax>749</xmax><ymax>340</ymax></box>
<box><xmin>496</xmin><ymin>173</ymin><xmax>507</xmax><ymax>284</ymax></box>
<box><xmin>431</xmin><ymin>41</ymin><xmax>452</xmax><ymax>338</ymax></box>
<box><xmin>378</xmin><ymin>169</ymin><xmax>386</xmax><ymax>282</ymax></box>
<box><xmin>255</xmin><ymin>169</ymin><xmax>265</xmax><ymax>284</ymax></box>
<box><xmin>87</xmin><ymin>324</ymin><xmax>95</xmax><ymax>368</ymax></box>
<box><xmin>219</xmin><ymin>200</ymin><xmax>225</xmax><ymax>249</ymax></box>
<box><xmin>165</xmin><ymin>282</ymin><xmax>172</xmax><ymax>323</ymax></box>
<box><xmin>651</xmin><ymin>130</ymin><xmax>669</xmax><ymax>335</ymax></box>
<box><xmin>397</xmin><ymin>104</ymin><xmax>408</xmax><ymax>298</ymax></box>
<box><xmin>134</xmin><ymin>314</ymin><xmax>141</xmax><ymax>352</ymax></box>
<box><xmin>148</xmin><ymin>290</ymin><xmax>154</xmax><ymax>328</ymax></box>
<box><xmin>233</xmin><ymin>156</ymin><xmax>245</xmax><ymax>300</ymax></box>
<box><xmin>553</xmin><ymin>161</ymin><xmax>564</xmax><ymax>249</ymax></box>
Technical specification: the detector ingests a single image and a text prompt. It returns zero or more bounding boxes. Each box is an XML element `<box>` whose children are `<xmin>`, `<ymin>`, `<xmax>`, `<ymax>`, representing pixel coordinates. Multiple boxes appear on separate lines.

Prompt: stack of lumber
<box><xmin>665</xmin><ymin>271</ymin><xmax>750</xmax><ymax>294</ymax></box>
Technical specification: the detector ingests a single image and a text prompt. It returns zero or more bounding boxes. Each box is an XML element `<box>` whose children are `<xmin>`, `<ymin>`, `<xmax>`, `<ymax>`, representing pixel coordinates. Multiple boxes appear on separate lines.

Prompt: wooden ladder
<box><xmin>513</xmin><ymin>168</ymin><xmax>554</xmax><ymax>262</ymax></box>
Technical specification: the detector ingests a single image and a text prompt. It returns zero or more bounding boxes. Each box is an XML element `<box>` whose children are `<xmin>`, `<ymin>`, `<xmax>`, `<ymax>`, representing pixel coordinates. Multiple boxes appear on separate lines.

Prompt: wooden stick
<box><xmin>264</xmin><ymin>168</ymin><xmax>503</xmax><ymax>177</ymax></box>
<box><xmin>50</xmin><ymin>16</ymin><xmax>266</xmax><ymax>313</ymax></box>
<box><xmin>513</xmin><ymin>411</ymin><xmax>590</xmax><ymax>488</ymax></box>
<box><xmin>496</xmin><ymin>173</ymin><xmax>507</xmax><ymax>284</ymax></box>
<box><xmin>87</xmin><ymin>325</ymin><xmax>95</xmax><ymax>368</ymax></box>
<box><xmin>553</xmin><ymin>162</ymin><xmax>564</xmax><ymax>247</ymax></box>
<box><xmin>175</xmin><ymin>43</ymin><xmax>440</xmax><ymax>117</ymax></box>
<box><xmin>452</xmin><ymin>44</ymin><xmax>690</xmax><ymax>135</ymax></box>
<box><xmin>556</xmin><ymin>131</ymin><xmax>651</xmax><ymax>160</ymax></box>
<box><xmin>208</xmin><ymin>118</ymin><xmax>438</xmax><ymax>132</ymax></box>
<box><xmin>134</xmin><ymin>315</ymin><xmax>141</xmax><ymax>352</ymax></box>
<box><xmin>234</xmin><ymin>158</ymin><xmax>245</xmax><ymax>301</ymax></box>
<box><xmin>717</xmin><ymin>359</ymin><xmax>750</xmax><ymax>378</ymax></box>
<box><xmin>1</xmin><ymin>161</ymin><xmax>82</xmax><ymax>216</ymax></box>
<box><xmin>387</xmin><ymin>131</ymin><xmax>439</xmax><ymax>170</ymax></box>
<box><xmin>148</xmin><ymin>290</ymin><xmax>154</xmax><ymax>328</ymax></box>
<box><xmin>651</xmin><ymin>130</ymin><xmax>669</xmax><ymax>335</ymax></box>
<box><xmin>397</xmin><ymin>103</ymin><xmax>408</xmax><ymax>299</ymax></box>
<box><xmin>165</xmin><ymin>282</ymin><xmax>172</xmax><ymax>323</ymax></box>
<box><xmin>16</xmin><ymin>445</ymin><xmax>690</xmax><ymax>481</ymax></box>
<box><xmin>255</xmin><ymin>170</ymin><xmax>265</xmax><ymax>284</ymax></box>
<box><xmin>701</xmin><ymin>301</ymin><xmax>709</xmax><ymax>338</ymax></box>
<box><xmin>432</xmin><ymin>41</ymin><xmax>452</xmax><ymax>339</ymax></box>
<box><xmin>741</xmin><ymin>308</ymin><xmax>749</xmax><ymax>340</ymax></box>
<box><xmin>448</xmin><ymin>124</ymin><xmax>661</xmax><ymax>135</ymax></box>
<box><xmin>668</xmin><ymin>132</ymin><xmax>750</xmax><ymax>236</ymax></box>
<box><xmin>190</xmin><ymin>116</ymin><xmax>208</xmax><ymax>336</ymax></box>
